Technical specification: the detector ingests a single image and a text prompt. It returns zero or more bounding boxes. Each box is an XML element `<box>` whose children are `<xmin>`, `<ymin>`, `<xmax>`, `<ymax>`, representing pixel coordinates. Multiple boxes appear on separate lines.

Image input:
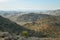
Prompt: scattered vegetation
<box><xmin>21</xmin><ymin>31</ymin><xmax>29</xmax><ymax>37</ymax></box>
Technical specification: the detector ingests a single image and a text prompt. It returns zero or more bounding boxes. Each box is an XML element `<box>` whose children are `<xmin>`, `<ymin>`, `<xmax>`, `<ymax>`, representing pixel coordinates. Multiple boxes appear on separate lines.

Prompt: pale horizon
<box><xmin>0</xmin><ymin>0</ymin><xmax>60</xmax><ymax>11</ymax></box>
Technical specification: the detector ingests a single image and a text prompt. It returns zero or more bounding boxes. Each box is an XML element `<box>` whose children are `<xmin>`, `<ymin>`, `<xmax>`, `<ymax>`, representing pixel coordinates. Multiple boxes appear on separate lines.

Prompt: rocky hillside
<box><xmin>24</xmin><ymin>16</ymin><xmax>60</xmax><ymax>37</ymax></box>
<box><xmin>0</xmin><ymin>9</ymin><xmax>60</xmax><ymax>38</ymax></box>
<box><xmin>16</xmin><ymin>13</ymin><xmax>51</xmax><ymax>22</ymax></box>
<box><xmin>0</xmin><ymin>15</ymin><xmax>32</xmax><ymax>34</ymax></box>
<box><xmin>0</xmin><ymin>15</ymin><xmax>45</xmax><ymax>38</ymax></box>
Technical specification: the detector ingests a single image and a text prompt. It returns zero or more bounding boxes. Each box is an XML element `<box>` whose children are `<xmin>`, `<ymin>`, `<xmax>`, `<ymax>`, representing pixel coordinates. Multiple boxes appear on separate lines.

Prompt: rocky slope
<box><xmin>0</xmin><ymin>15</ymin><xmax>32</xmax><ymax>34</ymax></box>
<box><xmin>24</xmin><ymin>16</ymin><xmax>60</xmax><ymax>37</ymax></box>
<box><xmin>0</xmin><ymin>15</ymin><xmax>44</xmax><ymax>38</ymax></box>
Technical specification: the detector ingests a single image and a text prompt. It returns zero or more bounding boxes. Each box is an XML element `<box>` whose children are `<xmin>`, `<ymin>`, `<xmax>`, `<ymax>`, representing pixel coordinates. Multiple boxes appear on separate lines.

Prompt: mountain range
<box><xmin>0</xmin><ymin>9</ymin><xmax>60</xmax><ymax>38</ymax></box>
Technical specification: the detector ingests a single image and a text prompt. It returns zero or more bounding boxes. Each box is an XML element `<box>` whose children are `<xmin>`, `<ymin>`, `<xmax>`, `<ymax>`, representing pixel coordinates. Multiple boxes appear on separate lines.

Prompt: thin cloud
<box><xmin>0</xmin><ymin>0</ymin><xmax>15</xmax><ymax>3</ymax></box>
<box><xmin>0</xmin><ymin>0</ymin><xmax>8</xmax><ymax>3</ymax></box>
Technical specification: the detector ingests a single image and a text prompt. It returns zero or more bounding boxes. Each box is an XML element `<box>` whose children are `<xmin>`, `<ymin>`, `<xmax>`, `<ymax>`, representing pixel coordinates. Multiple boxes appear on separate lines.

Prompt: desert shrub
<box><xmin>21</xmin><ymin>31</ymin><xmax>29</xmax><ymax>37</ymax></box>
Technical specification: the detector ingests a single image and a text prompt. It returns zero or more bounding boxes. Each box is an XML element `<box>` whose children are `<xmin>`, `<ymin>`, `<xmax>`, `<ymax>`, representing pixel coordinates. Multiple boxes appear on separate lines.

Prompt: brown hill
<box><xmin>24</xmin><ymin>16</ymin><xmax>60</xmax><ymax>37</ymax></box>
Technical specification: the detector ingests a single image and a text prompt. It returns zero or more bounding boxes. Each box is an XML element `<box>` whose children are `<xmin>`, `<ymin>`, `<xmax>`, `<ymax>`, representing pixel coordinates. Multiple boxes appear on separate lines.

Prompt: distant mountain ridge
<box><xmin>44</xmin><ymin>9</ymin><xmax>60</xmax><ymax>16</ymax></box>
<box><xmin>0</xmin><ymin>9</ymin><xmax>60</xmax><ymax>16</ymax></box>
<box><xmin>0</xmin><ymin>9</ymin><xmax>60</xmax><ymax>25</ymax></box>
<box><xmin>16</xmin><ymin>13</ymin><xmax>51</xmax><ymax>22</ymax></box>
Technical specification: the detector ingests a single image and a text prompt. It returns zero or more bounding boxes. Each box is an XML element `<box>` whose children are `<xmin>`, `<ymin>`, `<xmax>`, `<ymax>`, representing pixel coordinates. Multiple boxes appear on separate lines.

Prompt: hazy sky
<box><xmin>0</xmin><ymin>0</ymin><xmax>60</xmax><ymax>11</ymax></box>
